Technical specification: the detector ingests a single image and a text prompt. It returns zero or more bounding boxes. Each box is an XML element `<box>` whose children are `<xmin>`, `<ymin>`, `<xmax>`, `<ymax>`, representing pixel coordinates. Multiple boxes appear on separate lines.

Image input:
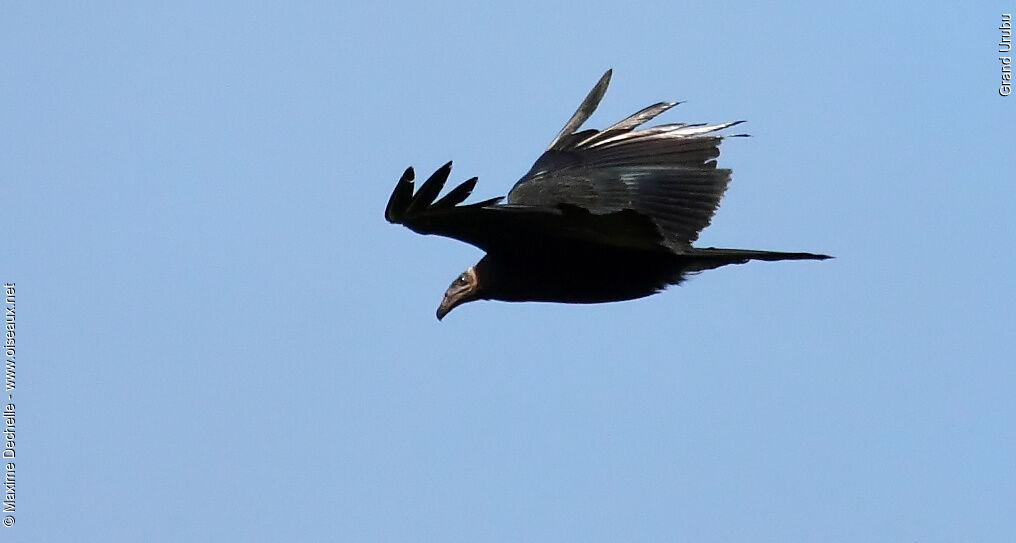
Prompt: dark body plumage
<box><xmin>385</xmin><ymin>70</ymin><xmax>830</xmax><ymax>319</ymax></box>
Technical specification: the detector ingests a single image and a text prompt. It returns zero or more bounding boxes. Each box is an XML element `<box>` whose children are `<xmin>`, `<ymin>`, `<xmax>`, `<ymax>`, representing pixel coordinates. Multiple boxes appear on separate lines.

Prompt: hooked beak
<box><xmin>436</xmin><ymin>296</ymin><xmax>458</xmax><ymax>321</ymax></box>
<box><xmin>436</xmin><ymin>266</ymin><xmax>479</xmax><ymax>321</ymax></box>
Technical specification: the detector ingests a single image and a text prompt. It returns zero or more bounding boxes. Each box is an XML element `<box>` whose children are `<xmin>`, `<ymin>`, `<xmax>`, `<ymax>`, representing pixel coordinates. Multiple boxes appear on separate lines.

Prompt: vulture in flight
<box><xmin>386</xmin><ymin>70</ymin><xmax>830</xmax><ymax>320</ymax></box>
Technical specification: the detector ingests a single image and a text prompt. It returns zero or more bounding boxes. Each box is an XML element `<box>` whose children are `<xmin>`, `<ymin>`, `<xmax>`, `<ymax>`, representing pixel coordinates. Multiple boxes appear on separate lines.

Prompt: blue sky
<box><xmin>3</xmin><ymin>2</ymin><xmax>1014</xmax><ymax>541</ymax></box>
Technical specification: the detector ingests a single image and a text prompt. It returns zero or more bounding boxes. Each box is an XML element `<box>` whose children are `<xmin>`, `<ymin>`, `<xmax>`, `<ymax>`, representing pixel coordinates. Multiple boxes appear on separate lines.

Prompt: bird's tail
<box><xmin>681</xmin><ymin>247</ymin><xmax>832</xmax><ymax>272</ymax></box>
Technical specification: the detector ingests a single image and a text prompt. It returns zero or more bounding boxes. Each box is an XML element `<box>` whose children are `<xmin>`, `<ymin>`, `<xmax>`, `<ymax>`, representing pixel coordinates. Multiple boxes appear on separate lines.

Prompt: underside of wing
<box><xmin>385</xmin><ymin>162</ymin><xmax>666</xmax><ymax>254</ymax></box>
<box><xmin>508</xmin><ymin>70</ymin><xmax>746</xmax><ymax>251</ymax></box>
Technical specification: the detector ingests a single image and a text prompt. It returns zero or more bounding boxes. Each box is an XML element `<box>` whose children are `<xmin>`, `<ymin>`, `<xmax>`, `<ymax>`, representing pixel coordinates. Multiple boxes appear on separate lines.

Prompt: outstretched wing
<box><xmin>385</xmin><ymin>162</ymin><xmax>665</xmax><ymax>254</ymax></box>
<box><xmin>508</xmin><ymin>69</ymin><xmax>745</xmax><ymax>251</ymax></box>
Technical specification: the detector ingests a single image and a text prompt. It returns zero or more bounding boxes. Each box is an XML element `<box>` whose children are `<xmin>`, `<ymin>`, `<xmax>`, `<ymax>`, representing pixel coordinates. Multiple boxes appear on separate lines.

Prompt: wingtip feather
<box><xmin>405</xmin><ymin>161</ymin><xmax>452</xmax><ymax>214</ymax></box>
<box><xmin>432</xmin><ymin>176</ymin><xmax>478</xmax><ymax>209</ymax></box>
<box><xmin>385</xmin><ymin>167</ymin><xmax>416</xmax><ymax>223</ymax></box>
<box><xmin>547</xmin><ymin>70</ymin><xmax>614</xmax><ymax>151</ymax></box>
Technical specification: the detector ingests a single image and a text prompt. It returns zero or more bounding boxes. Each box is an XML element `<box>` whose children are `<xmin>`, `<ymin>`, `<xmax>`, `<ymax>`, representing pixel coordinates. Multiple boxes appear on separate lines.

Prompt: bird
<box><xmin>385</xmin><ymin>70</ymin><xmax>830</xmax><ymax>320</ymax></box>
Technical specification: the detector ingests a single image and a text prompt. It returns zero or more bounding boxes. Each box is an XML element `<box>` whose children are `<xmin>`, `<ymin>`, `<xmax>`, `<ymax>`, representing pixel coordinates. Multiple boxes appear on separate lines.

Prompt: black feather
<box><xmin>432</xmin><ymin>177</ymin><xmax>477</xmax><ymax>210</ymax></box>
<box><xmin>546</xmin><ymin>70</ymin><xmax>612</xmax><ymax>151</ymax></box>
<box><xmin>384</xmin><ymin>167</ymin><xmax>415</xmax><ymax>223</ymax></box>
<box><xmin>406</xmin><ymin>161</ymin><xmax>451</xmax><ymax>215</ymax></box>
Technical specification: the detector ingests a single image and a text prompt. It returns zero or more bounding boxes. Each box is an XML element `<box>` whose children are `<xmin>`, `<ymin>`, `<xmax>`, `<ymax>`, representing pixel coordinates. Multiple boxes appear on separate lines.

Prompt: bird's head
<box><xmin>436</xmin><ymin>266</ymin><xmax>481</xmax><ymax>320</ymax></box>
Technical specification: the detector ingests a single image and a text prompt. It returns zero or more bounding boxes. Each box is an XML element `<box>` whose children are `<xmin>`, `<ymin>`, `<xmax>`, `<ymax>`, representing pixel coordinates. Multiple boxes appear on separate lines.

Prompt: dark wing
<box><xmin>508</xmin><ymin>70</ymin><xmax>745</xmax><ymax>251</ymax></box>
<box><xmin>385</xmin><ymin>162</ymin><xmax>664</xmax><ymax>254</ymax></box>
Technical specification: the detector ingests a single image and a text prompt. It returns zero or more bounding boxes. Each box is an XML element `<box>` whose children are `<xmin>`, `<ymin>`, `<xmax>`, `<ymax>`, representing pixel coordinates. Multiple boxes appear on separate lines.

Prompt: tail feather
<box><xmin>682</xmin><ymin>247</ymin><xmax>832</xmax><ymax>272</ymax></box>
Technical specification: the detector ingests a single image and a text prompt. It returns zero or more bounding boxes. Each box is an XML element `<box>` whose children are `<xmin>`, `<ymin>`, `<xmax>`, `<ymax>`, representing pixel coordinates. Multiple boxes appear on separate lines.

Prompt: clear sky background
<box><xmin>3</xmin><ymin>2</ymin><xmax>1014</xmax><ymax>541</ymax></box>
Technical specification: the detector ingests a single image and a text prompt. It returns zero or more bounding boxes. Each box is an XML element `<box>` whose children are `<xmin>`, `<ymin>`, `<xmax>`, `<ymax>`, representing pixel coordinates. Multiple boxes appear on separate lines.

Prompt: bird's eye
<box><xmin>457</xmin><ymin>275</ymin><xmax>468</xmax><ymax>285</ymax></box>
